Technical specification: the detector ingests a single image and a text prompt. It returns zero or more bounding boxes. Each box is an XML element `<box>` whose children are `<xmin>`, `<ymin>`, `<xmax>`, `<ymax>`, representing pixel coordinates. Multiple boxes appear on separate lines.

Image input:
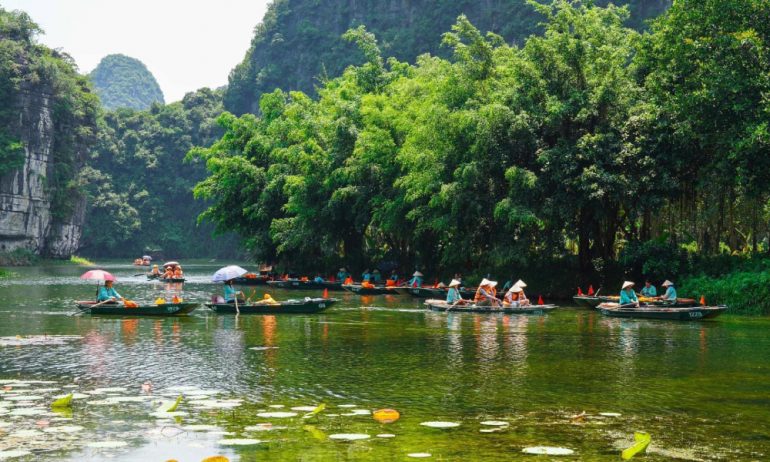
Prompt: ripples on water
<box><xmin>0</xmin><ymin>262</ymin><xmax>768</xmax><ymax>460</ymax></box>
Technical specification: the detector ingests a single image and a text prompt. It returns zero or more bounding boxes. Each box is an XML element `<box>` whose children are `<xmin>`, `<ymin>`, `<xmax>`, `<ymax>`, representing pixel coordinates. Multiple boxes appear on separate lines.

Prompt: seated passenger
<box><xmin>223</xmin><ymin>280</ymin><xmax>244</xmax><ymax>303</ymax></box>
<box><xmin>361</xmin><ymin>280</ymin><xmax>375</xmax><ymax>289</ymax></box>
<box><xmin>256</xmin><ymin>293</ymin><xmax>280</xmax><ymax>305</ymax></box>
<box><xmin>446</xmin><ymin>279</ymin><xmax>466</xmax><ymax>305</ymax></box>
<box><xmin>474</xmin><ymin>279</ymin><xmax>500</xmax><ymax>307</ymax></box>
<box><xmin>504</xmin><ymin>286</ymin><xmax>530</xmax><ymax>307</ymax></box>
<box><xmin>408</xmin><ymin>271</ymin><xmax>424</xmax><ymax>287</ymax></box>
<box><xmin>313</xmin><ymin>274</ymin><xmax>324</xmax><ymax>283</ymax></box>
<box><xmin>659</xmin><ymin>280</ymin><xmax>677</xmax><ymax>303</ymax></box>
<box><xmin>641</xmin><ymin>280</ymin><xmax>657</xmax><ymax>297</ymax></box>
<box><xmin>98</xmin><ymin>280</ymin><xmax>122</xmax><ymax>303</ymax></box>
<box><xmin>619</xmin><ymin>281</ymin><xmax>640</xmax><ymax>307</ymax></box>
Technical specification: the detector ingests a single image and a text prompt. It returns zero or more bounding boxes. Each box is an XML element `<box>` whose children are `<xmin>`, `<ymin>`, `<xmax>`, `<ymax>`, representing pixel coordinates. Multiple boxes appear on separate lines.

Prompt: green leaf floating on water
<box><xmin>157</xmin><ymin>395</ymin><xmax>184</xmax><ymax>413</ymax></box>
<box><xmin>51</xmin><ymin>393</ymin><xmax>73</xmax><ymax>408</ymax></box>
<box><xmin>303</xmin><ymin>403</ymin><xmax>326</xmax><ymax>419</ymax></box>
<box><xmin>622</xmin><ymin>432</ymin><xmax>651</xmax><ymax>460</ymax></box>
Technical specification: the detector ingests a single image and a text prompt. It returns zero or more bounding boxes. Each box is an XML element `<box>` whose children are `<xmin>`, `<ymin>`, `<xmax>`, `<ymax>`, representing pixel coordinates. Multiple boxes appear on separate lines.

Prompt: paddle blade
<box><xmin>621</xmin><ymin>432</ymin><xmax>651</xmax><ymax>460</ymax></box>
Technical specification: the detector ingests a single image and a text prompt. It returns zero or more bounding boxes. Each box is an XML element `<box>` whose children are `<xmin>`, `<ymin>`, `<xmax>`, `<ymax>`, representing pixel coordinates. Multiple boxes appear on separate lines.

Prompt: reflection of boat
<box><xmin>342</xmin><ymin>284</ymin><xmax>400</xmax><ymax>295</ymax></box>
<box><xmin>597</xmin><ymin>303</ymin><xmax>727</xmax><ymax>320</ymax></box>
<box><xmin>76</xmin><ymin>301</ymin><xmax>198</xmax><ymax>316</ymax></box>
<box><xmin>425</xmin><ymin>299</ymin><xmax>557</xmax><ymax>314</ymax></box>
<box><xmin>205</xmin><ymin>298</ymin><xmax>338</xmax><ymax>314</ymax></box>
<box><xmin>267</xmin><ymin>280</ymin><xmax>343</xmax><ymax>291</ymax></box>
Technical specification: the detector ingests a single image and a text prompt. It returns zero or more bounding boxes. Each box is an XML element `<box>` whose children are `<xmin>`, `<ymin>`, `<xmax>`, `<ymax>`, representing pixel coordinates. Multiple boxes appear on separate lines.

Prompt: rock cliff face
<box><xmin>0</xmin><ymin>83</ymin><xmax>88</xmax><ymax>257</ymax></box>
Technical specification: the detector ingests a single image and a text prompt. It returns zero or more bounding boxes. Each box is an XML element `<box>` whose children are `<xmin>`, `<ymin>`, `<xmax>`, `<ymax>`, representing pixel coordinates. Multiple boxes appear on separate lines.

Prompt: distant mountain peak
<box><xmin>90</xmin><ymin>54</ymin><xmax>164</xmax><ymax>111</ymax></box>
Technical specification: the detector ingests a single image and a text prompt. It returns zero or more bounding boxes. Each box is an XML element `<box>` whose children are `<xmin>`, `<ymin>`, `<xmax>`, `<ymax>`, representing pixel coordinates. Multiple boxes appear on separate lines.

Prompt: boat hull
<box><xmin>76</xmin><ymin>302</ymin><xmax>199</xmax><ymax>316</ymax></box>
<box><xmin>425</xmin><ymin>299</ymin><xmax>557</xmax><ymax>315</ymax></box>
<box><xmin>232</xmin><ymin>276</ymin><xmax>270</xmax><ymax>286</ymax></box>
<box><xmin>267</xmin><ymin>280</ymin><xmax>344</xmax><ymax>291</ymax></box>
<box><xmin>598</xmin><ymin>305</ymin><xmax>727</xmax><ymax>320</ymax></box>
<box><xmin>342</xmin><ymin>284</ymin><xmax>400</xmax><ymax>295</ymax></box>
<box><xmin>573</xmin><ymin>296</ymin><xmax>602</xmax><ymax>308</ymax></box>
<box><xmin>205</xmin><ymin>298</ymin><xmax>338</xmax><ymax>314</ymax></box>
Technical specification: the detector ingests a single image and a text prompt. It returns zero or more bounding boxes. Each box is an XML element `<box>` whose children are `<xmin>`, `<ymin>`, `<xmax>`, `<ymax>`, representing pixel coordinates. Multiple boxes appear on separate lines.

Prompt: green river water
<box><xmin>0</xmin><ymin>262</ymin><xmax>768</xmax><ymax>461</ymax></box>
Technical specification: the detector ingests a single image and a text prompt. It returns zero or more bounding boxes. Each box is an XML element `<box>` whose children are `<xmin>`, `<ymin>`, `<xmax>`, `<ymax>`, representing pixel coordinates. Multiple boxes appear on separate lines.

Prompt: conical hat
<box><xmin>662</xmin><ymin>280</ymin><xmax>674</xmax><ymax>287</ymax></box>
<box><xmin>449</xmin><ymin>279</ymin><xmax>461</xmax><ymax>287</ymax></box>
<box><xmin>436</xmin><ymin>282</ymin><xmax>446</xmax><ymax>288</ymax></box>
<box><xmin>413</xmin><ymin>271</ymin><xmax>423</xmax><ymax>277</ymax></box>
<box><xmin>514</xmin><ymin>279</ymin><xmax>527</xmax><ymax>288</ymax></box>
<box><xmin>508</xmin><ymin>285</ymin><xmax>523</xmax><ymax>293</ymax></box>
<box><xmin>622</xmin><ymin>281</ymin><xmax>635</xmax><ymax>290</ymax></box>
<box><xmin>488</xmin><ymin>280</ymin><xmax>498</xmax><ymax>288</ymax></box>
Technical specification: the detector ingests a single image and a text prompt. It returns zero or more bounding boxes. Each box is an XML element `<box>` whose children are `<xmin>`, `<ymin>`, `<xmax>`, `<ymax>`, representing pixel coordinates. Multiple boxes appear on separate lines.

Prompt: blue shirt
<box><xmin>98</xmin><ymin>286</ymin><xmax>121</xmax><ymax>302</ymax></box>
<box><xmin>362</xmin><ymin>272</ymin><xmax>371</xmax><ymax>281</ymax></box>
<box><xmin>446</xmin><ymin>288</ymin><xmax>461</xmax><ymax>303</ymax></box>
<box><xmin>619</xmin><ymin>289</ymin><xmax>638</xmax><ymax>305</ymax></box>
<box><xmin>336</xmin><ymin>271</ymin><xmax>348</xmax><ymax>281</ymax></box>
<box><xmin>372</xmin><ymin>273</ymin><xmax>382</xmax><ymax>283</ymax></box>
<box><xmin>389</xmin><ymin>274</ymin><xmax>398</xmax><ymax>282</ymax></box>
<box><xmin>313</xmin><ymin>276</ymin><xmax>324</xmax><ymax>283</ymax></box>
<box><xmin>661</xmin><ymin>286</ymin><xmax>677</xmax><ymax>301</ymax></box>
<box><xmin>641</xmin><ymin>285</ymin><xmax>657</xmax><ymax>297</ymax></box>
<box><xmin>408</xmin><ymin>276</ymin><xmax>423</xmax><ymax>287</ymax></box>
<box><xmin>224</xmin><ymin>284</ymin><xmax>238</xmax><ymax>301</ymax></box>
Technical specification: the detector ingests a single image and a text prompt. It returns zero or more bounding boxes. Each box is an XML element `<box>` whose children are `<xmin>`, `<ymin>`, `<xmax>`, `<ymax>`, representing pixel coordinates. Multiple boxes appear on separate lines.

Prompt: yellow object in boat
<box><xmin>155</xmin><ymin>298</ymin><xmax>165</xmax><ymax>305</ymax></box>
<box><xmin>373</xmin><ymin>408</ymin><xmax>400</xmax><ymax>423</ymax></box>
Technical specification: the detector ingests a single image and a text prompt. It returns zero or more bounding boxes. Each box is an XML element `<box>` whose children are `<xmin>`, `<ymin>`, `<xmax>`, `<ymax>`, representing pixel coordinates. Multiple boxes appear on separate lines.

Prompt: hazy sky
<box><xmin>1</xmin><ymin>0</ymin><xmax>271</xmax><ymax>102</ymax></box>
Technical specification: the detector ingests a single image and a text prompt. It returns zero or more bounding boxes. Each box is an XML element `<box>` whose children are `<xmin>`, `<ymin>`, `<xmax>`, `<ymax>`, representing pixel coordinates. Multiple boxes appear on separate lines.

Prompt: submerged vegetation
<box><xmin>69</xmin><ymin>255</ymin><xmax>95</xmax><ymax>266</ymax></box>
<box><xmin>193</xmin><ymin>0</ymin><xmax>770</xmax><ymax>295</ymax></box>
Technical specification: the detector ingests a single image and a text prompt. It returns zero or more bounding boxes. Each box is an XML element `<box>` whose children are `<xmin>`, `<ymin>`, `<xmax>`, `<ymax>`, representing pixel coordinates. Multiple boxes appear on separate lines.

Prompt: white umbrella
<box><xmin>212</xmin><ymin>265</ymin><xmax>248</xmax><ymax>283</ymax></box>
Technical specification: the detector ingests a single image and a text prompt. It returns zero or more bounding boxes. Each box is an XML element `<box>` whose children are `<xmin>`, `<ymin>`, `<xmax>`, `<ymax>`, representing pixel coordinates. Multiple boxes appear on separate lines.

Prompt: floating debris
<box><xmin>329</xmin><ymin>433</ymin><xmax>370</xmax><ymax>441</ymax></box>
<box><xmin>407</xmin><ymin>453</ymin><xmax>432</xmax><ymax>458</ymax></box>
<box><xmin>522</xmin><ymin>446</ymin><xmax>575</xmax><ymax>456</ymax></box>
<box><xmin>480</xmin><ymin>421</ymin><xmax>509</xmax><ymax>426</ymax></box>
<box><xmin>257</xmin><ymin>411</ymin><xmax>297</xmax><ymax>418</ymax></box>
<box><xmin>420</xmin><ymin>421</ymin><xmax>460</xmax><ymax>429</ymax></box>
<box><xmin>600</xmin><ymin>412</ymin><xmax>622</xmax><ymax>417</ymax></box>
<box><xmin>87</xmin><ymin>441</ymin><xmax>128</xmax><ymax>449</ymax></box>
<box><xmin>0</xmin><ymin>335</ymin><xmax>81</xmax><ymax>347</ymax></box>
<box><xmin>217</xmin><ymin>438</ymin><xmax>263</xmax><ymax>446</ymax></box>
<box><xmin>376</xmin><ymin>434</ymin><xmax>396</xmax><ymax>438</ymax></box>
<box><xmin>291</xmin><ymin>406</ymin><xmax>318</xmax><ymax>412</ymax></box>
<box><xmin>622</xmin><ymin>432</ymin><xmax>651</xmax><ymax>460</ymax></box>
<box><xmin>373</xmin><ymin>409</ymin><xmax>400</xmax><ymax>423</ymax></box>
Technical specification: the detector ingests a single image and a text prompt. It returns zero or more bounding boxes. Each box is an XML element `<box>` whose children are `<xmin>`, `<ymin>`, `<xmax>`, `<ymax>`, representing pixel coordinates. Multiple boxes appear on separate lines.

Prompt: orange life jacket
<box><xmin>474</xmin><ymin>286</ymin><xmax>488</xmax><ymax>303</ymax></box>
<box><xmin>344</xmin><ymin>277</ymin><xmax>353</xmax><ymax>285</ymax></box>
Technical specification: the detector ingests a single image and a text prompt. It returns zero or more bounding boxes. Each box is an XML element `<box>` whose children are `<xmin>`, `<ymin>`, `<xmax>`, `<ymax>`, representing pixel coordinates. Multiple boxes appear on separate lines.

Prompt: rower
<box><xmin>474</xmin><ymin>279</ymin><xmax>500</xmax><ymax>307</ymax></box>
<box><xmin>659</xmin><ymin>280</ymin><xmax>677</xmax><ymax>303</ymax></box>
<box><xmin>362</xmin><ymin>269</ymin><xmax>372</xmax><ymax>282</ymax></box>
<box><xmin>150</xmin><ymin>264</ymin><xmax>160</xmax><ymax>276</ymax></box>
<box><xmin>313</xmin><ymin>274</ymin><xmax>324</xmax><ymax>283</ymax></box>
<box><xmin>620</xmin><ymin>281</ymin><xmax>640</xmax><ymax>307</ymax></box>
<box><xmin>640</xmin><ymin>280</ymin><xmax>657</xmax><ymax>297</ymax></box>
<box><xmin>163</xmin><ymin>266</ymin><xmax>174</xmax><ymax>279</ymax></box>
<box><xmin>446</xmin><ymin>279</ymin><xmax>466</xmax><ymax>306</ymax></box>
<box><xmin>173</xmin><ymin>266</ymin><xmax>184</xmax><ymax>278</ymax></box>
<box><xmin>223</xmin><ymin>279</ymin><xmax>244</xmax><ymax>303</ymax></box>
<box><xmin>336</xmin><ymin>267</ymin><xmax>349</xmax><ymax>281</ymax></box>
<box><xmin>408</xmin><ymin>271</ymin><xmax>424</xmax><ymax>287</ymax></box>
<box><xmin>98</xmin><ymin>280</ymin><xmax>122</xmax><ymax>303</ymax></box>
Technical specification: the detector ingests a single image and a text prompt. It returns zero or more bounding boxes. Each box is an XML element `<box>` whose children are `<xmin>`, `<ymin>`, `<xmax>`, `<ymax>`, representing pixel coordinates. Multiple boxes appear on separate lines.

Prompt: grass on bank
<box><xmin>69</xmin><ymin>255</ymin><xmax>96</xmax><ymax>266</ymax></box>
<box><xmin>680</xmin><ymin>270</ymin><xmax>770</xmax><ymax>316</ymax></box>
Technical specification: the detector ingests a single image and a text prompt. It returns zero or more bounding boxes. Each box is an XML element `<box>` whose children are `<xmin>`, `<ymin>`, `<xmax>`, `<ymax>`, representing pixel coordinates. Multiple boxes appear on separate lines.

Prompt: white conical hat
<box><xmin>449</xmin><ymin>279</ymin><xmax>461</xmax><ymax>287</ymax></box>
<box><xmin>413</xmin><ymin>271</ymin><xmax>423</xmax><ymax>277</ymax></box>
<box><xmin>437</xmin><ymin>282</ymin><xmax>446</xmax><ymax>288</ymax></box>
<box><xmin>488</xmin><ymin>280</ymin><xmax>498</xmax><ymax>288</ymax></box>
<box><xmin>514</xmin><ymin>279</ymin><xmax>527</xmax><ymax>288</ymax></box>
<box><xmin>662</xmin><ymin>280</ymin><xmax>674</xmax><ymax>287</ymax></box>
<box><xmin>479</xmin><ymin>278</ymin><xmax>492</xmax><ymax>287</ymax></box>
<box><xmin>622</xmin><ymin>281</ymin><xmax>635</xmax><ymax>290</ymax></box>
<box><xmin>508</xmin><ymin>285</ymin><xmax>523</xmax><ymax>293</ymax></box>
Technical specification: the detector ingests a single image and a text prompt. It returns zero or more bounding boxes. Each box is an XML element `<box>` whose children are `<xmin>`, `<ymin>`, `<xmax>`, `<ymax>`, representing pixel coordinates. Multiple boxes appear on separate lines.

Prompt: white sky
<box><xmin>1</xmin><ymin>0</ymin><xmax>271</xmax><ymax>102</ymax></box>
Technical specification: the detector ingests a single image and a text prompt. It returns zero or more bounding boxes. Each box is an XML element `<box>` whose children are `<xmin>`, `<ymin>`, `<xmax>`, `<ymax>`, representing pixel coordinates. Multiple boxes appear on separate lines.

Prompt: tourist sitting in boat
<box><xmin>504</xmin><ymin>285</ymin><xmax>530</xmax><ymax>307</ymax></box>
<box><xmin>344</xmin><ymin>276</ymin><xmax>354</xmax><ymax>285</ymax></box>
<box><xmin>223</xmin><ymin>279</ymin><xmax>244</xmax><ymax>303</ymax></box>
<box><xmin>658</xmin><ymin>280</ymin><xmax>677</xmax><ymax>303</ymax></box>
<box><xmin>256</xmin><ymin>293</ymin><xmax>280</xmax><ymax>305</ymax></box>
<box><xmin>98</xmin><ymin>280</ymin><xmax>122</xmax><ymax>303</ymax></box>
<box><xmin>447</xmin><ymin>279</ymin><xmax>467</xmax><ymax>305</ymax></box>
<box><xmin>372</xmin><ymin>269</ymin><xmax>382</xmax><ymax>283</ymax></box>
<box><xmin>619</xmin><ymin>281</ymin><xmax>640</xmax><ymax>307</ymax></box>
<box><xmin>361</xmin><ymin>280</ymin><xmax>376</xmax><ymax>289</ymax></box>
<box><xmin>641</xmin><ymin>280</ymin><xmax>657</xmax><ymax>297</ymax></box>
<box><xmin>173</xmin><ymin>266</ymin><xmax>184</xmax><ymax>278</ymax></box>
<box><xmin>337</xmin><ymin>267</ymin><xmax>349</xmax><ymax>281</ymax></box>
<box><xmin>362</xmin><ymin>269</ymin><xmax>372</xmax><ymax>282</ymax></box>
<box><xmin>408</xmin><ymin>271</ymin><xmax>424</xmax><ymax>287</ymax></box>
<box><xmin>149</xmin><ymin>264</ymin><xmax>160</xmax><ymax>276</ymax></box>
<box><xmin>313</xmin><ymin>274</ymin><xmax>324</xmax><ymax>283</ymax></box>
<box><xmin>474</xmin><ymin>279</ymin><xmax>500</xmax><ymax>307</ymax></box>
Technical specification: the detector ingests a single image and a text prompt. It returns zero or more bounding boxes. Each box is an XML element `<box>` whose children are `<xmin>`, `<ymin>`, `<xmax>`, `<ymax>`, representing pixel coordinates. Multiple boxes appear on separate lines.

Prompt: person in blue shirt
<box><xmin>619</xmin><ymin>281</ymin><xmax>639</xmax><ymax>307</ymax></box>
<box><xmin>372</xmin><ymin>269</ymin><xmax>382</xmax><ymax>284</ymax></box>
<box><xmin>388</xmin><ymin>270</ymin><xmax>399</xmax><ymax>284</ymax></box>
<box><xmin>313</xmin><ymin>274</ymin><xmax>324</xmax><ymax>283</ymax></box>
<box><xmin>640</xmin><ymin>280</ymin><xmax>657</xmax><ymax>297</ymax></box>
<box><xmin>97</xmin><ymin>280</ymin><xmax>121</xmax><ymax>303</ymax></box>
<box><xmin>362</xmin><ymin>269</ymin><xmax>372</xmax><ymax>282</ymax></box>
<box><xmin>408</xmin><ymin>271</ymin><xmax>424</xmax><ymax>287</ymax></box>
<box><xmin>446</xmin><ymin>279</ymin><xmax>466</xmax><ymax>305</ymax></box>
<box><xmin>336</xmin><ymin>268</ymin><xmax>349</xmax><ymax>282</ymax></box>
<box><xmin>659</xmin><ymin>280</ymin><xmax>677</xmax><ymax>303</ymax></box>
<box><xmin>224</xmin><ymin>279</ymin><xmax>244</xmax><ymax>303</ymax></box>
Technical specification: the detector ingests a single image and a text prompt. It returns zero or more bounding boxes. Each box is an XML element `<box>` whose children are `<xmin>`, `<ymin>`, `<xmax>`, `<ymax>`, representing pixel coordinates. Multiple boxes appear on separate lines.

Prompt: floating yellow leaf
<box><xmin>302</xmin><ymin>403</ymin><xmax>325</xmax><ymax>419</ymax></box>
<box><xmin>622</xmin><ymin>432</ymin><xmax>651</xmax><ymax>460</ymax></box>
<box><xmin>51</xmin><ymin>393</ymin><xmax>73</xmax><ymax>409</ymax></box>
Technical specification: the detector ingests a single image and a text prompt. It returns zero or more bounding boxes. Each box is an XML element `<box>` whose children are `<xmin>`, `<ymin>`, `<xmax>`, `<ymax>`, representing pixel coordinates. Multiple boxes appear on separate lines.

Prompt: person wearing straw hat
<box><xmin>658</xmin><ymin>280</ymin><xmax>677</xmax><ymax>303</ymax></box>
<box><xmin>408</xmin><ymin>271</ymin><xmax>424</xmax><ymax>287</ymax></box>
<box><xmin>619</xmin><ymin>281</ymin><xmax>640</xmax><ymax>307</ymax></box>
<box><xmin>504</xmin><ymin>285</ymin><xmax>530</xmax><ymax>307</ymax></box>
<box><xmin>97</xmin><ymin>280</ymin><xmax>122</xmax><ymax>303</ymax></box>
<box><xmin>474</xmin><ymin>279</ymin><xmax>501</xmax><ymax>307</ymax></box>
<box><xmin>446</xmin><ymin>279</ymin><xmax>467</xmax><ymax>305</ymax></box>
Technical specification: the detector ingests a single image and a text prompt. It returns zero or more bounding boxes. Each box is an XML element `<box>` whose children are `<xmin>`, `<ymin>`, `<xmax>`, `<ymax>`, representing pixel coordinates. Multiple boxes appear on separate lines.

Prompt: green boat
<box><xmin>267</xmin><ymin>280</ymin><xmax>344</xmax><ymax>291</ymax></box>
<box><xmin>205</xmin><ymin>298</ymin><xmax>338</xmax><ymax>314</ymax></box>
<box><xmin>342</xmin><ymin>284</ymin><xmax>400</xmax><ymax>295</ymax></box>
<box><xmin>76</xmin><ymin>301</ymin><xmax>199</xmax><ymax>316</ymax></box>
<box><xmin>158</xmin><ymin>277</ymin><xmax>186</xmax><ymax>283</ymax></box>
<box><xmin>598</xmin><ymin>304</ymin><xmax>727</xmax><ymax>320</ymax></box>
<box><xmin>425</xmin><ymin>299</ymin><xmax>557</xmax><ymax>315</ymax></box>
<box><xmin>573</xmin><ymin>295</ymin><xmax>603</xmax><ymax>308</ymax></box>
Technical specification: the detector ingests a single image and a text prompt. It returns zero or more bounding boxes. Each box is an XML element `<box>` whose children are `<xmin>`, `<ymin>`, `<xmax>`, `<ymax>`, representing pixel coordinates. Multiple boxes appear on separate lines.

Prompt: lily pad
<box><xmin>0</xmin><ymin>449</ymin><xmax>31</xmax><ymax>459</ymax></box>
<box><xmin>291</xmin><ymin>406</ymin><xmax>319</xmax><ymax>412</ymax></box>
<box><xmin>87</xmin><ymin>441</ymin><xmax>128</xmax><ymax>449</ymax></box>
<box><xmin>522</xmin><ymin>446</ymin><xmax>575</xmax><ymax>456</ymax></box>
<box><xmin>42</xmin><ymin>425</ymin><xmax>84</xmax><ymax>433</ymax></box>
<box><xmin>480</xmin><ymin>421</ymin><xmax>509</xmax><ymax>426</ymax></box>
<box><xmin>9</xmin><ymin>429</ymin><xmax>42</xmax><ymax>438</ymax></box>
<box><xmin>9</xmin><ymin>408</ymin><xmax>48</xmax><ymax>416</ymax></box>
<box><xmin>420</xmin><ymin>421</ymin><xmax>460</xmax><ymax>429</ymax></box>
<box><xmin>6</xmin><ymin>395</ymin><xmax>44</xmax><ymax>401</ymax></box>
<box><xmin>329</xmin><ymin>433</ymin><xmax>370</xmax><ymax>441</ymax></box>
<box><xmin>217</xmin><ymin>438</ymin><xmax>263</xmax><ymax>446</ymax></box>
<box><xmin>257</xmin><ymin>411</ymin><xmax>297</xmax><ymax>418</ymax></box>
<box><xmin>91</xmin><ymin>387</ymin><xmax>128</xmax><ymax>394</ymax></box>
<box><xmin>183</xmin><ymin>424</ymin><xmax>220</xmax><ymax>431</ymax></box>
<box><xmin>268</xmin><ymin>404</ymin><xmax>285</xmax><ymax>408</ymax></box>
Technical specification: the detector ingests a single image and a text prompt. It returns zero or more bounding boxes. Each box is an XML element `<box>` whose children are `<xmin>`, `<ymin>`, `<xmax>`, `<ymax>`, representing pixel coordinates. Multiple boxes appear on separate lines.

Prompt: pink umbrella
<box><xmin>80</xmin><ymin>270</ymin><xmax>116</xmax><ymax>282</ymax></box>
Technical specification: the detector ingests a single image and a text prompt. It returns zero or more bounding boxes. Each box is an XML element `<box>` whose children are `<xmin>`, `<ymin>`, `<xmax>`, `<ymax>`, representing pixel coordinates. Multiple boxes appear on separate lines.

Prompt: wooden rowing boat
<box><xmin>267</xmin><ymin>280</ymin><xmax>344</xmax><ymax>291</ymax></box>
<box><xmin>425</xmin><ymin>299</ymin><xmax>557</xmax><ymax>315</ymax></box>
<box><xmin>232</xmin><ymin>275</ymin><xmax>271</xmax><ymax>285</ymax></box>
<box><xmin>401</xmin><ymin>287</ymin><xmax>475</xmax><ymax>299</ymax></box>
<box><xmin>341</xmin><ymin>284</ymin><xmax>400</xmax><ymax>295</ymax></box>
<box><xmin>205</xmin><ymin>298</ymin><xmax>338</xmax><ymax>314</ymax></box>
<box><xmin>76</xmin><ymin>301</ymin><xmax>199</xmax><ymax>316</ymax></box>
<box><xmin>597</xmin><ymin>303</ymin><xmax>727</xmax><ymax>320</ymax></box>
<box><xmin>573</xmin><ymin>296</ymin><xmax>603</xmax><ymax>308</ymax></box>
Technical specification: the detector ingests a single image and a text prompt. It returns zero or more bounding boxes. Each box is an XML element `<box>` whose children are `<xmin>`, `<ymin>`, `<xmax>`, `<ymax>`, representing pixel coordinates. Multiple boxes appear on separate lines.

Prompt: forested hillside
<box><xmin>194</xmin><ymin>0</ymin><xmax>770</xmax><ymax>299</ymax></box>
<box><xmin>80</xmin><ymin>88</ymin><xmax>240</xmax><ymax>259</ymax></box>
<box><xmin>89</xmin><ymin>54</ymin><xmax>164</xmax><ymax>110</ymax></box>
<box><xmin>225</xmin><ymin>0</ymin><xmax>670</xmax><ymax>114</ymax></box>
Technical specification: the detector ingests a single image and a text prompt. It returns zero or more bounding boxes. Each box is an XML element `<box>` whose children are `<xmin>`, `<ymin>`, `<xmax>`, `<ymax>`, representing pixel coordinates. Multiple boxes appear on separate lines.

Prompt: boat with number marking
<box><xmin>597</xmin><ymin>303</ymin><xmax>727</xmax><ymax>320</ymax></box>
<box><xmin>342</xmin><ymin>284</ymin><xmax>400</xmax><ymax>296</ymax></box>
<box><xmin>425</xmin><ymin>299</ymin><xmax>557</xmax><ymax>315</ymax></box>
<box><xmin>205</xmin><ymin>297</ymin><xmax>338</xmax><ymax>314</ymax></box>
<box><xmin>76</xmin><ymin>301</ymin><xmax>199</xmax><ymax>316</ymax></box>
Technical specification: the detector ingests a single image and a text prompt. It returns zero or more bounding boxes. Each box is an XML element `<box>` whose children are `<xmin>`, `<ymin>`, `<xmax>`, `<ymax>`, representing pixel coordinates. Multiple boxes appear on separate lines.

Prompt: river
<box><xmin>0</xmin><ymin>262</ymin><xmax>768</xmax><ymax>461</ymax></box>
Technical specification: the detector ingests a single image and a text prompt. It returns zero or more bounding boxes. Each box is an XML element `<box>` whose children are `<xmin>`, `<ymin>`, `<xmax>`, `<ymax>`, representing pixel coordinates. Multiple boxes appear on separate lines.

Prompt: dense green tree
<box><xmin>89</xmin><ymin>54</ymin><xmax>164</xmax><ymax>111</ymax></box>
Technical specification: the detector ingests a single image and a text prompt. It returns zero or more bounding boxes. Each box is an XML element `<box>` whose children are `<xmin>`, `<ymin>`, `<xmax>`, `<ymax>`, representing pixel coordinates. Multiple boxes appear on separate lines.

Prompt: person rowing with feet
<box><xmin>474</xmin><ymin>279</ymin><xmax>501</xmax><ymax>307</ymax></box>
<box><xmin>619</xmin><ymin>281</ymin><xmax>640</xmax><ymax>308</ymax></box>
